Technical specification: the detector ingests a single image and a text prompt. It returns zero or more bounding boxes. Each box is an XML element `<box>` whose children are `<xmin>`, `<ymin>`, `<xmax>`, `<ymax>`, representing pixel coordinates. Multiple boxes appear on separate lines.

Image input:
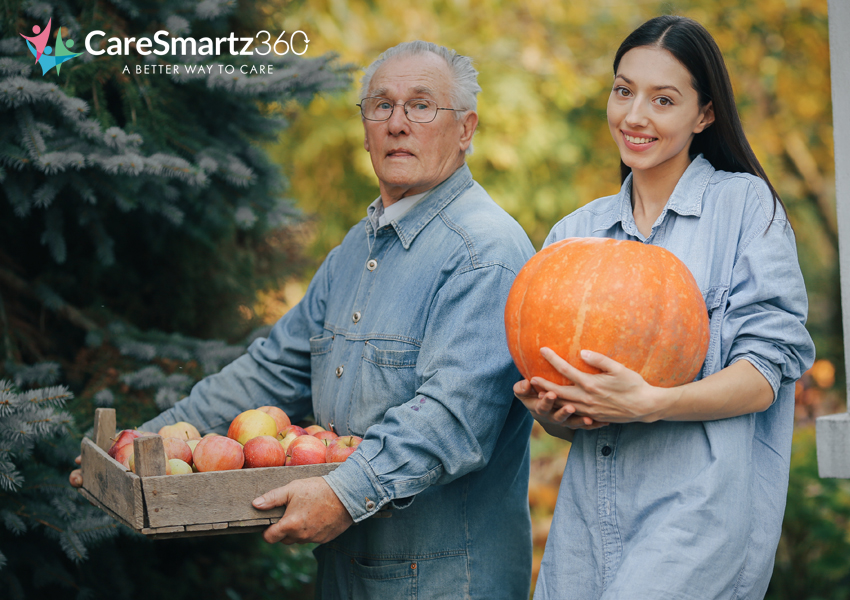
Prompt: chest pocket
<box><xmin>699</xmin><ymin>286</ymin><xmax>728</xmax><ymax>379</ymax></box>
<box><xmin>348</xmin><ymin>340</ymin><xmax>420</xmax><ymax>437</ymax></box>
<box><xmin>309</xmin><ymin>333</ymin><xmax>335</xmax><ymax>423</ymax></box>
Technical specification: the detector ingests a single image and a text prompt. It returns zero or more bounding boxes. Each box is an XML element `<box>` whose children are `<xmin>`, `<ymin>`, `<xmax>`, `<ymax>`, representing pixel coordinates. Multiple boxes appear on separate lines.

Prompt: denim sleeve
<box><xmin>323</xmin><ymin>264</ymin><xmax>524</xmax><ymax>522</ymax></box>
<box><xmin>141</xmin><ymin>250</ymin><xmax>336</xmax><ymax>434</ymax></box>
<box><xmin>721</xmin><ymin>210</ymin><xmax>815</xmax><ymax>402</ymax></box>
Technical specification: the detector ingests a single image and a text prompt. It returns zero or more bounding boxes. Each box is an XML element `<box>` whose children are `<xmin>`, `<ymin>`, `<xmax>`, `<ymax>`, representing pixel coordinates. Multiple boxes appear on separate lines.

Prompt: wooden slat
<box><xmin>230</xmin><ymin>518</ymin><xmax>271</xmax><ymax>527</ymax></box>
<box><xmin>77</xmin><ymin>487</ymin><xmax>136</xmax><ymax>531</ymax></box>
<box><xmin>80</xmin><ymin>437</ymin><xmax>144</xmax><ymax>530</ymax></box>
<box><xmin>146</xmin><ymin>525</ymin><xmax>269</xmax><ymax>540</ymax></box>
<box><xmin>141</xmin><ymin>525</ymin><xmax>184</xmax><ymax>535</ymax></box>
<box><xmin>134</xmin><ymin>435</ymin><xmax>167</xmax><ymax>477</ymax></box>
<box><xmin>142</xmin><ymin>463</ymin><xmax>338</xmax><ymax>528</ymax></box>
<box><xmin>93</xmin><ymin>408</ymin><xmax>116</xmax><ymax>452</ymax></box>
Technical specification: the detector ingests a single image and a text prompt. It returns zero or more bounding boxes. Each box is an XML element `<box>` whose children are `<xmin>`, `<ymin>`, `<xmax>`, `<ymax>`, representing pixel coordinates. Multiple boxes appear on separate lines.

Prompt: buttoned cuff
<box><xmin>323</xmin><ymin>452</ymin><xmax>389</xmax><ymax>522</ymax></box>
<box><xmin>730</xmin><ymin>354</ymin><xmax>781</xmax><ymax>404</ymax></box>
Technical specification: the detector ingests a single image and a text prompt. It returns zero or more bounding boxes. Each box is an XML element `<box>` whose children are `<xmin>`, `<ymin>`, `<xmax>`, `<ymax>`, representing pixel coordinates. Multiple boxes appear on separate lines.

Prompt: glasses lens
<box><xmin>362</xmin><ymin>98</ymin><xmax>394</xmax><ymax>121</ymax></box>
<box><xmin>404</xmin><ymin>99</ymin><xmax>437</xmax><ymax>122</ymax></box>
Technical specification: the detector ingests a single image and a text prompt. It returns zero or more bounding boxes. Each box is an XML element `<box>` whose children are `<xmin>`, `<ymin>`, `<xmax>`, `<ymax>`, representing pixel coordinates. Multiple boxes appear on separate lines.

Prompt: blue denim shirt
<box><xmin>534</xmin><ymin>156</ymin><xmax>815</xmax><ymax>600</ymax></box>
<box><xmin>145</xmin><ymin>164</ymin><xmax>535</xmax><ymax>599</ymax></box>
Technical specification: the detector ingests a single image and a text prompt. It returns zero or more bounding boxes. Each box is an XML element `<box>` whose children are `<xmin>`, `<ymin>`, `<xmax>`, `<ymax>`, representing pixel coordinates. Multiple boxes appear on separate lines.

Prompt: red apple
<box><xmin>304</xmin><ymin>425</ymin><xmax>326</xmax><ymax>435</ymax></box>
<box><xmin>256</xmin><ymin>406</ymin><xmax>291</xmax><ymax>435</ymax></box>
<box><xmin>193</xmin><ymin>436</ymin><xmax>244</xmax><ymax>472</ymax></box>
<box><xmin>113</xmin><ymin>443</ymin><xmax>136</xmax><ymax>468</ymax></box>
<box><xmin>162</xmin><ymin>437</ymin><xmax>193</xmax><ymax>466</ymax></box>
<box><xmin>227</xmin><ymin>409</ymin><xmax>278</xmax><ymax>445</ymax></box>
<box><xmin>108</xmin><ymin>429</ymin><xmax>142</xmax><ymax>458</ymax></box>
<box><xmin>158</xmin><ymin>421</ymin><xmax>201</xmax><ymax>441</ymax></box>
<box><xmin>326</xmin><ymin>436</ymin><xmax>363</xmax><ymax>463</ymax></box>
<box><xmin>278</xmin><ymin>425</ymin><xmax>307</xmax><ymax>453</ymax></box>
<box><xmin>286</xmin><ymin>434</ymin><xmax>327</xmax><ymax>466</ymax></box>
<box><xmin>243</xmin><ymin>435</ymin><xmax>286</xmax><ymax>468</ymax></box>
<box><xmin>168</xmin><ymin>458</ymin><xmax>193</xmax><ymax>475</ymax></box>
<box><xmin>313</xmin><ymin>430</ymin><xmax>339</xmax><ymax>441</ymax></box>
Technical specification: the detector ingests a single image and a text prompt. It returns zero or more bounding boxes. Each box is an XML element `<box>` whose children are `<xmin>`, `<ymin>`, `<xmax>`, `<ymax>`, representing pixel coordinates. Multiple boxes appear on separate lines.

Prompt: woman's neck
<box><xmin>630</xmin><ymin>155</ymin><xmax>692</xmax><ymax>238</ymax></box>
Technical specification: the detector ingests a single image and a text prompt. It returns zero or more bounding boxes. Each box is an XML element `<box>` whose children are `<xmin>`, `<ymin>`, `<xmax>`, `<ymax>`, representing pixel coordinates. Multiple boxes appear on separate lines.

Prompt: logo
<box><xmin>21</xmin><ymin>18</ymin><xmax>83</xmax><ymax>76</ymax></box>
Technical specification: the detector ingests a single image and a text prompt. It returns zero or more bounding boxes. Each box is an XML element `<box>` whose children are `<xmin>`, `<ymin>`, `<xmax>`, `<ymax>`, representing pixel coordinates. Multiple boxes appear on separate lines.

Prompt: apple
<box><xmin>227</xmin><ymin>409</ymin><xmax>277</xmax><ymax>445</ymax></box>
<box><xmin>243</xmin><ymin>435</ymin><xmax>286</xmax><ymax>468</ymax></box>
<box><xmin>286</xmin><ymin>434</ymin><xmax>328</xmax><ymax>466</ymax></box>
<box><xmin>193</xmin><ymin>436</ymin><xmax>244</xmax><ymax>472</ymax></box>
<box><xmin>313</xmin><ymin>430</ymin><xmax>339</xmax><ymax>441</ymax></box>
<box><xmin>278</xmin><ymin>425</ymin><xmax>307</xmax><ymax>453</ymax></box>
<box><xmin>113</xmin><ymin>443</ymin><xmax>136</xmax><ymax>469</ymax></box>
<box><xmin>108</xmin><ymin>429</ymin><xmax>143</xmax><ymax>458</ymax></box>
<box><xmin>257</xmin><ymin>406</ymin><xmax>291</xmax><ymax>435</ymax></box>
<box><xmin>168</xmin><ymin>458</ymin><xmax>193</xmax><ymax>475</ymax></box>
<box><xmin>158</xmin><ymin>421</ymin><xmax>201</xmax><ymax>441</ymax></box>
<box><xmin>326</xmin><ymin>436</ymin><xmax>363</xmax><ymax>463</ymax></box>
<box><xmin>162</xmin><ymin>437</ymin><xmax>193</xmax><ymax>466</ymax></box>
<box><xmin>304</xmin><ymin>425</ymin><xmax>326</xmax><ymax>435</ymax></box>
<box><xmin>186</xmin><ymin>439</ymin><xmax>200</xmax><ymax>453</ymax></box>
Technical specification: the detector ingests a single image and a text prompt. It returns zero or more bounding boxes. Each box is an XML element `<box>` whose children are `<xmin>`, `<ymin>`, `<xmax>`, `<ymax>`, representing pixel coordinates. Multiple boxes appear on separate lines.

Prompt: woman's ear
<box><xmin>694</xmin><ymin>101</ymin><xmax>715</xmax><ymax>133</ymax></box>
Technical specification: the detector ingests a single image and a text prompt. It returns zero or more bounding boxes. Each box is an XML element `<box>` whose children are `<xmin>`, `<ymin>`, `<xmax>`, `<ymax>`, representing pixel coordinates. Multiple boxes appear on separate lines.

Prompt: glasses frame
<box><xmin>357</xmin><ymin>97</ymin><xmax>468</xmax><ymax>123</ymax></box>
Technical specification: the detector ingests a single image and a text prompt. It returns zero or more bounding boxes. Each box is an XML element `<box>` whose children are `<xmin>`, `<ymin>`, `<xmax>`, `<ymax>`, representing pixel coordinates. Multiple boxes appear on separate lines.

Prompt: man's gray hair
<box><xmin>360</xmin><ymin>41</ymin><xmax>481</xmax><ymax>154</ymax></box>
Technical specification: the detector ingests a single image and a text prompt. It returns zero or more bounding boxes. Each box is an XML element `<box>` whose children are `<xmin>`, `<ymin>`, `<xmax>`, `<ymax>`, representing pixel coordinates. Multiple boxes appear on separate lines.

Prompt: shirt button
<box><xmin>352</xmin><ymin>311</ymin><xmax>361</xmax><ymax>323</ymax></box>
<box><xmin>335</xmin><ymin>366</ymin><xmax>344</xmax><ymax>377</ymax></box>
<box><xmin>601</xmin><ymin>445</ymin><xmax>612</xmax><ymax>457</ymax></box>
<box><xmin>365</xmin><ymin>500</ymin><xmax>376</xmax><ymax>511</ymax></box>
<box><xmin>367</xmin><ymin>259</ymin><xmax>377</xmax><ymax>271</ymax></box>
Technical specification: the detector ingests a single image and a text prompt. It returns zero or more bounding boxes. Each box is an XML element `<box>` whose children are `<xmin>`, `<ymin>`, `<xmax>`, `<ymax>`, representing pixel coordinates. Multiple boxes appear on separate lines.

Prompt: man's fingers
<box><xmin>69</xmin><ymin>468</ymin><xmax>83</xmax><ymax>488</ymax></box>
<box><xmin>75</xmin><ymin>455</ymin><xmax>81</xmax><ymax>465</ymax></box>
<box><xmin>253</xmin><ymin>485</ymin><xmax>291</xmax><ymax>510</ymax></box>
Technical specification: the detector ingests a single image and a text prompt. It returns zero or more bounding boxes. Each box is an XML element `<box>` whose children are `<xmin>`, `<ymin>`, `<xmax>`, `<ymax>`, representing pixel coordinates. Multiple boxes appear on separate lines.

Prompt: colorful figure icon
<box><xmin>22</xmin><ymin>21</ymin><xmax>82</xmax><ymax>76</ymax></box>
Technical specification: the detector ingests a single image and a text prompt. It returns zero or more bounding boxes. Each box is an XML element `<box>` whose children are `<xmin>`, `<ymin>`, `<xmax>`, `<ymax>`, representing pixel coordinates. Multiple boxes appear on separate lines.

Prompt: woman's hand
<box><xmin>513</xmin><ymin>379</ymin><xmax>608</xmax><ymax>433</ymax></box>
<box><xmin>529</xmin><ymin>347</ymin><xmax>670</xmax><ymax>424</ymax></box>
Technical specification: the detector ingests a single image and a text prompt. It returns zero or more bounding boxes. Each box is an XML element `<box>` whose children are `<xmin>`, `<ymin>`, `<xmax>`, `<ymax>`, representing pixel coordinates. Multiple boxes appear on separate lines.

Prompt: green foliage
<box><xmin>768</xmin><ymin>427</ymin><xmax>850</xmax><ymax>600</ymax></box>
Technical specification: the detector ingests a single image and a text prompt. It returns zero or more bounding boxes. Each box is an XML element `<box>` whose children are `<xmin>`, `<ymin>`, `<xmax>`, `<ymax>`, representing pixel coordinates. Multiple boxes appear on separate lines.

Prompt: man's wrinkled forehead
<box><xmin>369</xmin><ymin>84</ymin><xmax>437</xmax><ymax>99</ymax></box>
<box><xmin>366</xmin><ymin>53</ymin><xmax>451</xmax><ymax>100</ymax></box>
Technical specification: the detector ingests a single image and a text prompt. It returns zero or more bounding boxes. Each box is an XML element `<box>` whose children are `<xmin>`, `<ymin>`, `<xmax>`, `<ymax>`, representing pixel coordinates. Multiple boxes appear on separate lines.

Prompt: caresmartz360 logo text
<box><xmin>20</xmin><ymin>18</ymin><xmax>82</xmax><ymax>76</ymax></box>
<box><xmin>85</xmin><ymin>28</ymin><xmax>310</xmax><ymax>75</ymax></box>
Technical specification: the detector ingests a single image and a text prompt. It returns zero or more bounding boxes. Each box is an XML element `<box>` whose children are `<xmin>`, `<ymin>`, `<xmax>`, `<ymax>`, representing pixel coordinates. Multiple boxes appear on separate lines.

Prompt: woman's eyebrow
<box><xmin>614</xmin><ymin>74</ymin><xmax>683</xmax><ymax>96</ymax></box>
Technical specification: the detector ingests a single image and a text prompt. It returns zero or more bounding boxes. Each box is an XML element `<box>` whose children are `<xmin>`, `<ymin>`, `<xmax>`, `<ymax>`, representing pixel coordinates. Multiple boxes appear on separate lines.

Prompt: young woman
<box><xmin>515</xmin><ymin>16</ymin><xmax>815</xmax><ymax>599</ymax></box>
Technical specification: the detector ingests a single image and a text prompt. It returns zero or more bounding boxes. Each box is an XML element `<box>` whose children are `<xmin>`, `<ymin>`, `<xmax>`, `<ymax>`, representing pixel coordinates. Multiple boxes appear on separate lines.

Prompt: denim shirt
<box><xmin>144</xmin><ymin>164</ymin><xmax>535</xmax><ymax>599</ymax></box>
<box><xmin>534</xmin><ymin>156</ymin><xmax>815</xmax><ymax>600</ymax></box>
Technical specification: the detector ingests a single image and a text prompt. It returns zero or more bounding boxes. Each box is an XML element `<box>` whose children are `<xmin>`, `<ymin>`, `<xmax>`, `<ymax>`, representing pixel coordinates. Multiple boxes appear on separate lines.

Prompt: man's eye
<box><xmin>409</xmin><ymin>100</ymin><xmax>431</xmax><ymax>111</ymax></box>
<box><xmin>377</xmin><ymin>101</ymin><xmax>393</xmax><ymax>110</ymax></box>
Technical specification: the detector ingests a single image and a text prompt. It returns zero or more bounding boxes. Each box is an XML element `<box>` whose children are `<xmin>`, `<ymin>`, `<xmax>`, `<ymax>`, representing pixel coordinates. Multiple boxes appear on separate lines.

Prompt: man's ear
<box><xmin>363</xmin><ymin>126</ymin><xmax>371</xmax><ymax>153</ymax></box>
<box><xmin>459</xmin><ymin>111</ymin><xmax>479</xmax><ymax>153</ymax></box>
<box><xmin>694</xmin><ymin>101</ymin><xmax>715</xmax><ymax>134</ymax></box>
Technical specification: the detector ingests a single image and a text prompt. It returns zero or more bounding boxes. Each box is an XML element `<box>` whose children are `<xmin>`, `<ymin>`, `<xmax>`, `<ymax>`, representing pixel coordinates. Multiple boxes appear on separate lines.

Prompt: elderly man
<box><xmin>72</xmin><ymin>41</ymin><xmax>534</xmax><ymax>597</ymax></box>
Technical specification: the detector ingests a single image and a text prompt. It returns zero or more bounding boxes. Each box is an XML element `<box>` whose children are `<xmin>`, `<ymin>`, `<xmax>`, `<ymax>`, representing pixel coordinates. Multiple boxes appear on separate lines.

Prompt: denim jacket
<box><xmin>534</xmin><ymin>155</ymin><xmax>815</xmax><ymax>600</ymax></box>
<box><xmin>145</xmin><ymin>164</ymin><xmax>535</xmax><ymax>599</ymax></box>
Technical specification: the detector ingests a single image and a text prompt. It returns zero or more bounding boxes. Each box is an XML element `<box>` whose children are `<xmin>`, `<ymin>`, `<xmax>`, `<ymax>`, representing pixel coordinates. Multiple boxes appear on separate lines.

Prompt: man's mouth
<box><xmin>387</xmin><ymin>148</ymin><xmax>414</xmax><ymax>157</ymax></box>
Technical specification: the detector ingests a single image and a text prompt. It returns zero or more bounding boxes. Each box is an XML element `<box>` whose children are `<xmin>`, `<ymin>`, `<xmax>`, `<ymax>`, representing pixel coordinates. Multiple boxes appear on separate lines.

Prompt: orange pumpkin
<box><xmin>505</xmin><ymin>237</ymin><xmax>709</xmax><ymax>388</ymax></box>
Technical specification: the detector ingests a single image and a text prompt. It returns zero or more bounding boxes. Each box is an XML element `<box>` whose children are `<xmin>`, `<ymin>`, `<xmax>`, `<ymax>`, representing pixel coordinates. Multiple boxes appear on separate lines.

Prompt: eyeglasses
<box><xmin>357</xmin><ymin>97</ymin><xmax>467</xmax><ymax>123</ymax></box>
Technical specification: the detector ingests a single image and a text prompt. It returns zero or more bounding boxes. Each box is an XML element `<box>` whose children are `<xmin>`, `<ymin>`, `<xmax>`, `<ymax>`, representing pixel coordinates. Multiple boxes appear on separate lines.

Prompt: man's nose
<box><xmin>387</xmin><ymin>103</ymin><xmax>410</xmax><ymax>135</ymax></box>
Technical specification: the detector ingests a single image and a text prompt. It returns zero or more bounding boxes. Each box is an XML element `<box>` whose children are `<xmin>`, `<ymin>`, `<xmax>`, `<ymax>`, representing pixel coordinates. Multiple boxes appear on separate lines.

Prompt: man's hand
<box><xmin>69</xmin><ymin>455</ymin><xmax>83</xmax><ymax>488</ymax></box>
<box><xmin>253</xmin><ymin>477</ymin><xmax>353</xmax><ymax>545</ymax></box>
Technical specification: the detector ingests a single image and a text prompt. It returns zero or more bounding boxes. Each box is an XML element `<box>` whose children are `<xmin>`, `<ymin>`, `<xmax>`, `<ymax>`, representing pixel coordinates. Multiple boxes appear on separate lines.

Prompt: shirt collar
<box><xmin>367</xmin><ymin>191</ymin><xmax>429</xmax><ymax>231</ymax></box>
<box><xmin>365</xmin><ymin>164</ymin><xmax>474</xmax><ymax>250</ymax></box>
<box><xmin>608</xmin><ymin>154</ymin><xmax>716</xmax><ymax>235</ymax></box>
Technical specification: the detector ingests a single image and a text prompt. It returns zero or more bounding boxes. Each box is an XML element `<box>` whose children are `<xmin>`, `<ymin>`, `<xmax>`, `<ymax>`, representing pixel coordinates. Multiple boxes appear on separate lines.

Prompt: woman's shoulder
<box><xmin>705</xmin><ymin>168</ymin><xmax>785</xmax><ymax>224</ymax></box>
<box><xmin>545</xmin><ymin>192</ymin><xmax>623</xmax><ymax>246</ymax></box>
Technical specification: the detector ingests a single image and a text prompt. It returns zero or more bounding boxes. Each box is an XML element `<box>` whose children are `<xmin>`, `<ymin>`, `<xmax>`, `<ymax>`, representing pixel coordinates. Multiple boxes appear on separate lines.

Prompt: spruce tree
<box><xmin>0</xmin><ymin>0</ymin><xmax>350</xmax><ymax>596</ymax></box>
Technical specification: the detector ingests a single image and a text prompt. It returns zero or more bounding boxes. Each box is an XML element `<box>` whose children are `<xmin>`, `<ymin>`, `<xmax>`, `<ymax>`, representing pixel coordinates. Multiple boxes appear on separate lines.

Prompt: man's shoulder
<box><xmin>439</xmin><ymin>180</ymin><xmax>535</xmax><ymax>269</ymax></box>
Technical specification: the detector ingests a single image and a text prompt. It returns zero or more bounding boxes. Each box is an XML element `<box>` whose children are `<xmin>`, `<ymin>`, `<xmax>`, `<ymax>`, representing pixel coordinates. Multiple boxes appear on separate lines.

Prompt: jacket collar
<box><xmin>367</xmin><ymin>164</ymin><xmax>474</xmax><ymax>250</ymax></box>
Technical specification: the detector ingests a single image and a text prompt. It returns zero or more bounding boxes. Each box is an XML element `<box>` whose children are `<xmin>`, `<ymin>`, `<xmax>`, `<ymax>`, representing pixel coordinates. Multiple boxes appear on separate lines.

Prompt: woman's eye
<box><xmin>656</xmin><ymin>97</ymin><xmax>672</xmax><ymax>106</ymax></box>
<box><xmin>616</xmin><ymin>87</ymin><xmax>631</xmax><ymax>97</ymax></box>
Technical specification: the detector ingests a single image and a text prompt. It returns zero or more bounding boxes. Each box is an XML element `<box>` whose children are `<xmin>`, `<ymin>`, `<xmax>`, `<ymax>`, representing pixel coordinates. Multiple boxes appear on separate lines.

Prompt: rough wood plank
<box><xmin>134</xmin><ymin>435</ymin><xmax>167</xmax><ymax>477</ymax></box>
<box><xmin>146</xmin><ymin>525</ymin><xmax>269</xmax><ymax>540</ymax></box>
<box><xmin>93</xmin><ymin>408</ymin><xmax>116</xmax><ymax>452</ymax></box>
<box><xmin>185</xmin><ymin>523</ymin><xmax>218</xmax><ymax>532</ymax></box>
<box><xmin>142</xmin><ymin>463</ymin><xmax>338</xmax><ymax>528</ymax></box>
<box><xmin>229</xmin><ymin>518</ymin><xmax>271</xmax><ymax>527</ymax></box>
<box><xmin>141</xmin><ymin>525</ymin><xmax>184</xmax><ymax>535</ymax></box>
<box><xmin>80</xmin><ymin>437</ymin><xmax>144</xmax><ymax>530</ymax></box>
<box><xmin>77</xmin><ymin>487</ymin><xmax>136</xmax><ymax>531</ymax></box>
<box><xmin>213</xmin><ymin>522</ymin><xmax>229</xmax><ymax>530</ymax></box>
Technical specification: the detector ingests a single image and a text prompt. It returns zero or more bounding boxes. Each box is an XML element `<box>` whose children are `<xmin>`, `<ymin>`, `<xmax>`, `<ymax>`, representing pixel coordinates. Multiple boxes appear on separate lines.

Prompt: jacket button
<box><xmin>366</xmin><ymin>259</ymin><xmax>377</xmax><ymax>271</ymax></box>
<box><xmin>601</xmin><ymin>445</ymin><xmax>612</xmax><ymax>456</ymax></box>
<box><xmin>365</xmin><ymin>500</ymin><xmax>376</xmax><ymax>510</ymax></box>
<box><xmin>335</xmin><ymin>366</ymin><xmax>344</xmax><ymax>377</ymax></box>
<box><xmin>352</xmin><ymin>311</ymin><xmax>361</xmax><ymax>323</ymax></box>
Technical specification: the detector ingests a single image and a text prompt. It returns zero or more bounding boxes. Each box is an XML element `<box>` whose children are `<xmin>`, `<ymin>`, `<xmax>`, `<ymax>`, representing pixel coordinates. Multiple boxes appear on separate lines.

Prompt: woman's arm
<box><xmin>527</xmin><ymin>347</ymin><xmax>773</xmax><ymax>426</ymax></box>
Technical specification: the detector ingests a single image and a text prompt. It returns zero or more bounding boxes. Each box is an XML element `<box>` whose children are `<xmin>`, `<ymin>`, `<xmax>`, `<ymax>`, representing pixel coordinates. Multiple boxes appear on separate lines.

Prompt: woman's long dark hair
<box><xmin>614</xmin><ymin>16</ymin><xmax>784</xmax><ymax>219</ymax></box>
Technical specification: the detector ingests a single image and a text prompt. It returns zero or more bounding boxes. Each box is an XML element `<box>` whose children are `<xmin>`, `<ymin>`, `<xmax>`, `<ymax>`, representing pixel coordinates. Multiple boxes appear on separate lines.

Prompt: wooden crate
<box><xmin>79</xmin><ymin>408</ymin><xmax>338</xmax><ymax>539</ymax></box>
